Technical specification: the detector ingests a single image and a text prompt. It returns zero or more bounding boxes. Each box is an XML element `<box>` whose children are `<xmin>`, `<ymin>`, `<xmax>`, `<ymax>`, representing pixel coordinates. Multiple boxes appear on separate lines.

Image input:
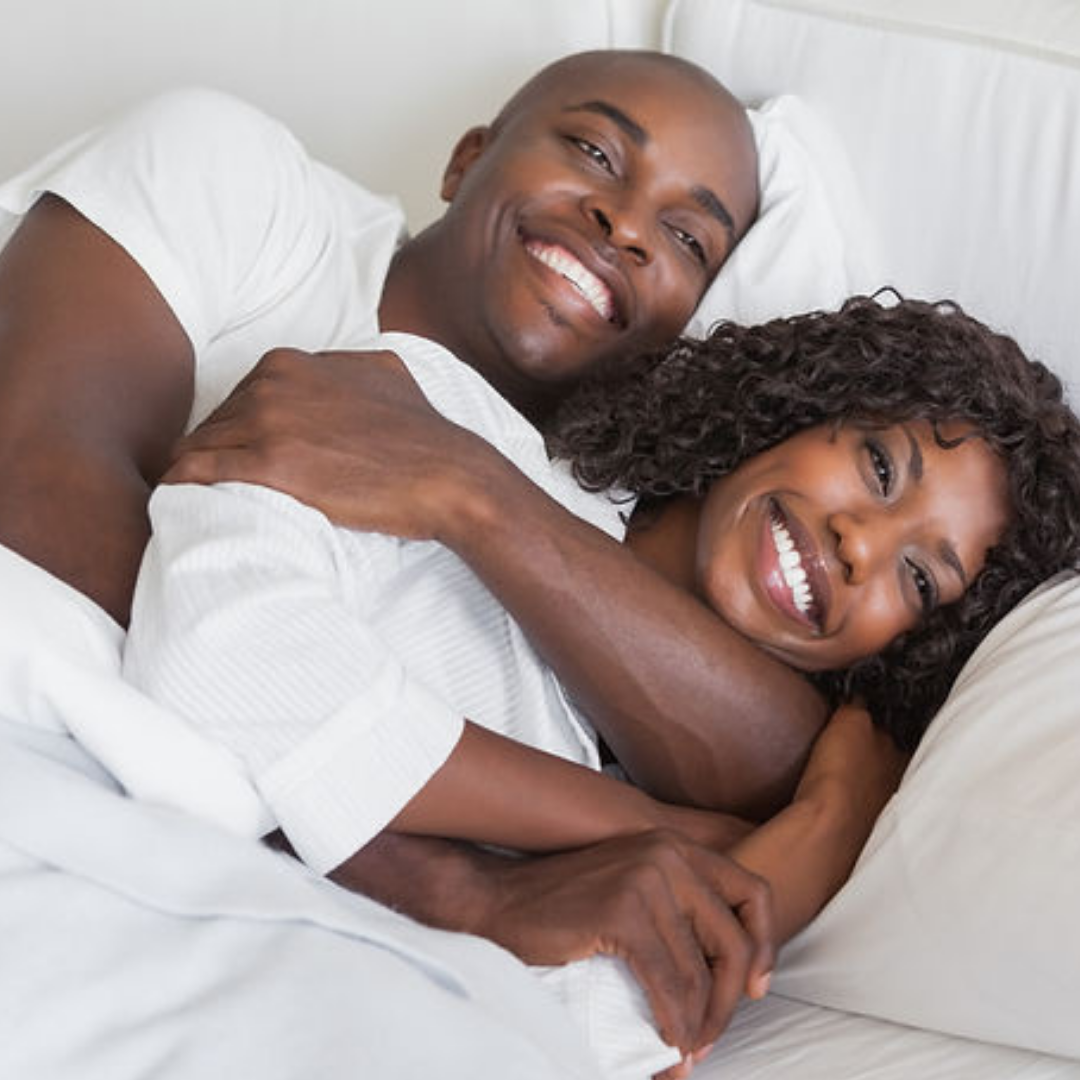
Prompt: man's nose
<box><xmin>585</xmin><ymin>195</ymin><xmax>650</xmax><ymax>265</ymax></box>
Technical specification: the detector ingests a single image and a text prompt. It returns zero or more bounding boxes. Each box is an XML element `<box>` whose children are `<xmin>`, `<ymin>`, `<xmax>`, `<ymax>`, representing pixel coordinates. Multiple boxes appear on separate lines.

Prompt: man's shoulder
<box><xmin>117</xmin><ymin>87</ymin><xmax>294</xmax><ymax>148</ymax></box>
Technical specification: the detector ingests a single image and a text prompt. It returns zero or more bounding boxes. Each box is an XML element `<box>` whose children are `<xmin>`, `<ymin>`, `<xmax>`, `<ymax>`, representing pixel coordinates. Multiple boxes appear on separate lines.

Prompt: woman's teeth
<box><xmin>770</xmin><ymin>514</ymin><xmax>815</xmax><ymax>617</ymax></box>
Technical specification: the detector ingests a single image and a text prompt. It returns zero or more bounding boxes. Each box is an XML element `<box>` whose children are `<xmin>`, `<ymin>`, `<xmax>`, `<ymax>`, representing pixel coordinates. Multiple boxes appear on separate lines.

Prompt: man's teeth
<box><xmin>770</xmin><ymin>515</ymin><xmax>815</xmax><ymax>617</ymax></box>
<box><xmin>527</xmin><ymin>241</ymin><xmax>615</xmax><ymax>321</ymax></box>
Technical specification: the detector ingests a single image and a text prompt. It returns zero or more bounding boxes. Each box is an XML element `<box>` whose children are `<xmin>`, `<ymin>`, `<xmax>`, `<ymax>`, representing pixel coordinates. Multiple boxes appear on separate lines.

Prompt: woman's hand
<box><xmin>166</xmin><ymin>347</ymin><xmax>496</xmax><ymax>542</ymax></box>
<box><xmin>793</xmin><ymin>702</ymin><xmax>909</xmax><ymax>826</ymax></box>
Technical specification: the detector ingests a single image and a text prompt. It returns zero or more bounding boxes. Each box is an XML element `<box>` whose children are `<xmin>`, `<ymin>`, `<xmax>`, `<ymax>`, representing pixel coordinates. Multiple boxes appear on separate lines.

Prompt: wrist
<box><xmin>426</xmin><ymin>434</ymin><xmax>512</xmax><ymax>550</ymax></box>
<box><xmin>790</xmin><ymin>779</ymin><xmax>878</xmax><ymax>861</ymax></box>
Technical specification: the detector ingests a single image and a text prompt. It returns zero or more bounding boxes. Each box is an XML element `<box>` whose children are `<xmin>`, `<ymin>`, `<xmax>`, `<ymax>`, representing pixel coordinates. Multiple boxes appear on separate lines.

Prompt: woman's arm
<box><xmin>726</xmin><ymin>704</ymin><xmax>907</xmax><ymax>944</ymax></box>
<box><xmin>169</xmin><ymin>349</ymin><xmax>828</xmax><ymax>818</ymax></box>
<box><xmin>394</xmin><ymin>719</ymin><xmax>754</xmax><ymax>854</ymax></box>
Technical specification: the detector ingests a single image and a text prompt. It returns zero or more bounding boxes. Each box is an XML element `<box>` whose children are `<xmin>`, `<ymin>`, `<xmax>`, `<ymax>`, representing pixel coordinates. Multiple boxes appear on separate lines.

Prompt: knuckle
<box><xmin>716</xmin><ymin>928</ymin><xmax>752</xmax><ymax>971</ymax></box>
<box><xmin>258</xmin><ymin>346</ymin><xmax>306</xmax><ymax>374</ymax></box>
<box><xmin>677</xmin><ymin>960</ymin><xmax>710</xmax><ymax>1004</ymax></box>
<box><xmin>753</xmin><ymin>874</ymin><xmax>773</xmax><ymax>907</ymax></box>
<box><xmin>739</xmin><ymin>870</ymin><xmax>772</xmax><ymax>911</ymax></box>
<box><xmin>626</xmin><ymin>859</ymin><xmax>671</xmax><ymax>898</ymax></box>
<box><xmin>247</xmin><ymin>440</ymin><xmax>289</xmax><ymax>481</ymax></box>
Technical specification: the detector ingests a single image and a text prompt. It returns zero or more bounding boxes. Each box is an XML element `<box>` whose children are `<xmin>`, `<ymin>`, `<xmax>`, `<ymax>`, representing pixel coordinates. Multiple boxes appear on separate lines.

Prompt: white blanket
<box><xmin>0</xmin><ymin>543</ymin><xmax>677</xmax><ymax>1078</ymax></box>
<box><xmin>0</xmin><ymin>717</ymin><xmax>602</xmax><ymax>1080</ymax></box>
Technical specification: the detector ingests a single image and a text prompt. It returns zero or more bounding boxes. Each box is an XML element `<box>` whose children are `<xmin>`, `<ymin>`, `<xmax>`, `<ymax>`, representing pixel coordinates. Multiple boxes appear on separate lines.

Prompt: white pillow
<box><xmin>687</xmin><ymin>95</ymin><xmax>881</xmax><ymax>337</ymax></box>
<box><xmin>774</xmin><ymin>573</ymin><xmax>1080</xmax><ymax>1059</ymax></box>
<box><xmin>668</xmin><ymin>0</ymin><xmax>1080</xmax><ymax>407</ymax></box>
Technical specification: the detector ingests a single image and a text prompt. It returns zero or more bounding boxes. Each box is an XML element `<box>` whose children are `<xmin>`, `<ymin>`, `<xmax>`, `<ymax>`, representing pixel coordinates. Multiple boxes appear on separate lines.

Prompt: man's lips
<box><xmin>761</xmin><ymin>499</ymin><xmax>830</xmax><ymax>633</ymax></box>
<box><xmin>522</xmin><ymin>235</ymin><xmax>625</xmax><ymax>326</ymax></box>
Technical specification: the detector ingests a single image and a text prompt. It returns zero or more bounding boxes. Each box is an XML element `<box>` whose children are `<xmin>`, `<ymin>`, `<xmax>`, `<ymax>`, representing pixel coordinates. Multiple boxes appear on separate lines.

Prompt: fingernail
<box><xmin>692</xmin><ymin>1043</ymin><xmax>715</xmax><ymax>1064</ymax></box>
<box><xmin>749</xmin><ymin>970</ymin><xmax>772</xmax><ymax>1000</ymax></box>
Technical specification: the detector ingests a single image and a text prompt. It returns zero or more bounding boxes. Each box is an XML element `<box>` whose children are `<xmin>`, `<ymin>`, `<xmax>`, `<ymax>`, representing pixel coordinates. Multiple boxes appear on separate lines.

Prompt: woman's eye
<box><xmin>867</xmin><ymin>439</ymin><xmax>894</xmax><ymax>495</ymax></box>
<box><xmin>671</xmin><ymin>225</ymin><xmax>706</xmax><ymax>266</ymax></box>
<box><xmin>907</xmin><ymin>559</ymin><xmax>939</xmax><ymax>615</ymax></box>
<box><xmin>572</xmin><ymin>138</ymin><xmax>613</xmax><ymax>173</ymax></box>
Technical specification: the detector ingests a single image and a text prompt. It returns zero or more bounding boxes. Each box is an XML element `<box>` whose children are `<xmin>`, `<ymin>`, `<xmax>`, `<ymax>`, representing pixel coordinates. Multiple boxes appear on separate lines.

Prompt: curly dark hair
<box><xmin>548</xmin><ymin>294</ymin><xmax>1080</xmax><ymax>750</ymax></box>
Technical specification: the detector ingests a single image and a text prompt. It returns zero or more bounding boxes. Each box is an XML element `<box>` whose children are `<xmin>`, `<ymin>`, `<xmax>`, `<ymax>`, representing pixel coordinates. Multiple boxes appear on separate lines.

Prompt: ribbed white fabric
<box><xmin>125</xmin><ymin>333</ymin><xmax>621</xmax><ymax>874</ymax></box>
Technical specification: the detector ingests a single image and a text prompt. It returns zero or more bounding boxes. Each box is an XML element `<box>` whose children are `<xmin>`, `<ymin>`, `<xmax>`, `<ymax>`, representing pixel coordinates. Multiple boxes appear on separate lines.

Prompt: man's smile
<box><xmin>522</xmin><ymin>233</ymin><xmax>626</xmax><ymax>327</ymax></box>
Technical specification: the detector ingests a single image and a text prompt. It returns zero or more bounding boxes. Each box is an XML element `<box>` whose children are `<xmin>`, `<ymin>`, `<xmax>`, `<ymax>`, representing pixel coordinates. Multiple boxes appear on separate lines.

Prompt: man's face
<box><xmin>439</xmin><ymin>53</ymin><xmax>758</xmax><ymax>412</ymax></box>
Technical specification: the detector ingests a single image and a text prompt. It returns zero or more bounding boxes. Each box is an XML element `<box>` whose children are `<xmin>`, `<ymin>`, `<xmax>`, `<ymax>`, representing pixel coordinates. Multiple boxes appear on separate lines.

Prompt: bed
<box><xmin>2</xmin><ymin>1</ymin><xmax>1079</xmax><ymax>1077</ymax></box>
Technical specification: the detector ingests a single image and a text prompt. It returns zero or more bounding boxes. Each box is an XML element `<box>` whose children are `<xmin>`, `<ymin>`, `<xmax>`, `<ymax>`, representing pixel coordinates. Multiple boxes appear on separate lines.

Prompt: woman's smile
<box><xmin>759</xmin><ymin>498</ymin><xmax>827</xmax><ymax>633</ymax></box>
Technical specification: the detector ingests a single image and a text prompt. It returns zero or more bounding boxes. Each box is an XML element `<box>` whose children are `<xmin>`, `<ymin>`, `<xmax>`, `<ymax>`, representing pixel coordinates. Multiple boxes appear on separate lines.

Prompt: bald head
<box><xmin>490</xmin><ymin>50</ymin><xmax>758</xmax><ymax>243</ymax></box>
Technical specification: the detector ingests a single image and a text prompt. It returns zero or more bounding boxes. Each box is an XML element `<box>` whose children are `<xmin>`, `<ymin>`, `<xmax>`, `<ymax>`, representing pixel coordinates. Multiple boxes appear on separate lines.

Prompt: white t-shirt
<box><xmin>0</xmin><ymin>87</ymin><xmax>404</xmax><ymax>428</ymax></box>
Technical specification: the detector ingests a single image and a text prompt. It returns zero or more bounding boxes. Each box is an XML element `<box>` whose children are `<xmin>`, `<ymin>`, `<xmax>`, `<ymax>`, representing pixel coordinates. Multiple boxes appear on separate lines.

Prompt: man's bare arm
<box><xmin>0</xmin><ymin>195</ymin><xmax>194</xmax><ymax>624</ymax></box>
<box><xmin>171</xmin><ymin>350</ymin><xmax>827</xmax><ymax>817</ymax></box>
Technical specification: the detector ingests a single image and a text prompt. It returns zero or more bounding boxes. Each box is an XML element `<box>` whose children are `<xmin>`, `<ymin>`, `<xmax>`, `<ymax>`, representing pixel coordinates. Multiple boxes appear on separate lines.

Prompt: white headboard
<box><xmin>0</xmin><ymin>0</ymin><xmax>636</xmax><ymax>231</ymax></box>
<box><xmin>3</xmin><ymin>0</ymin><xmax>1079</xmax><ymax>392</ymax></box>
<box><xmin>666</xmin><ymin>0</ymin><xmax>1080</xmax><ymax>395</ymax></box>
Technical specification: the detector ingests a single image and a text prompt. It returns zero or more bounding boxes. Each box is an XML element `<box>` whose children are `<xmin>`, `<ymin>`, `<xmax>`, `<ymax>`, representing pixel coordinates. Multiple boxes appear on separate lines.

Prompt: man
<box><xmin>0</xmin><ymin>51</ymin><xmax>830</xmax><ymax>1073</ymax></box>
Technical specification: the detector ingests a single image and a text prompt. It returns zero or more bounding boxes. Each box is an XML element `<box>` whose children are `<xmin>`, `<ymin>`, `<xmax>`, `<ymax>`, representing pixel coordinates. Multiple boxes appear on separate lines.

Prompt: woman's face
<box><xmin>695</xmin><ymin>420</ymin><xmax>1011</xmax><ymax>671</ymax></box>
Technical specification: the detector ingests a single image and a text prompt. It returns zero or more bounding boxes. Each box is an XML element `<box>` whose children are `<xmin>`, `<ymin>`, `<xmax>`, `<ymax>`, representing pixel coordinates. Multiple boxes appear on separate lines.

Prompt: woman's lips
<box><xmin>760</xmin><ymin>500</ymin><xmax>825</xmax><ymax>632</ymax></box>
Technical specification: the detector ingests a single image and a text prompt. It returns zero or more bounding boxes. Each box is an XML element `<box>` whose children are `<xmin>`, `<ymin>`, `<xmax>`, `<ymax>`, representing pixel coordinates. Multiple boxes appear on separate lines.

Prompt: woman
<box><xmin>131</xmin><ymin>293</ymin><xmax>1080</xmax><ymax>1076</ymax></box>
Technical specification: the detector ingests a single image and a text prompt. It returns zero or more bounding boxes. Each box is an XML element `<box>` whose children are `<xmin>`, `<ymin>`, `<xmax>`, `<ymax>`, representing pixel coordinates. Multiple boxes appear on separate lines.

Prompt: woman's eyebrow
<box><xmin>903</xmin><ymin>426</ymin><xmax>925</xmax><ymax>482</ymax></box>
<box><xmin>564</xmin><ymin>100</ymin><xmax>647</xmax><ymax>146</ymax></box>
<box><xmin>903</xmin><ymin>424</ymin><xmax>968</xmax><ymax>587</ymax></box>
<box><xmin>940</xmin><ymin>540</ymin><xmax>968</xmax><ymax>588</ymax></box>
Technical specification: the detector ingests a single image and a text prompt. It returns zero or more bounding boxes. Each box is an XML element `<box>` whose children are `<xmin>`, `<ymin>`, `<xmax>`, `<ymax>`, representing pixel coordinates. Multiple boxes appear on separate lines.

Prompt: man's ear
<box><xmin>440</xmin><ymin>125</ymin><xmax>492</xmax><ymax>202</ymax></box>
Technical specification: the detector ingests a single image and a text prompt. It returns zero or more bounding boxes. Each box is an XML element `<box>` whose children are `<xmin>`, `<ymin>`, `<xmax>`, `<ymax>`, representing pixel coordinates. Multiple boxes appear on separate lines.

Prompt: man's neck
<box><xmin>378</xmin><ymin>235</ymin><xmax>559</xmax><ymax>427</ymax></box>
<box><xmin>377</xmin><ymin>232</ymin><xmax>445</xmax><ymax>347</ymax></box>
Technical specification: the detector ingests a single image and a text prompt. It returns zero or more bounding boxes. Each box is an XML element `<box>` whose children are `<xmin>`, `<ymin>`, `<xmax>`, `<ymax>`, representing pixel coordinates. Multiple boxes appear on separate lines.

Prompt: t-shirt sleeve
<box><xmin>122</xmin><ymin>481</ymin><xmax>466</xmax><ymax>875</ymax></box>
<box><xmin>0</xmin><ymin>88</ymin><xmax>336</xmax><ymax>358</ymax></box>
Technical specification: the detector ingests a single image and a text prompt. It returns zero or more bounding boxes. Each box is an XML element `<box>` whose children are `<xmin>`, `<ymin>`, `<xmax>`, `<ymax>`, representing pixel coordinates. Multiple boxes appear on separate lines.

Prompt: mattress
<box><xmin>699</xmin><ymin>993</ymin><xmax>1080</xmax><ymax>1079</ymax></box>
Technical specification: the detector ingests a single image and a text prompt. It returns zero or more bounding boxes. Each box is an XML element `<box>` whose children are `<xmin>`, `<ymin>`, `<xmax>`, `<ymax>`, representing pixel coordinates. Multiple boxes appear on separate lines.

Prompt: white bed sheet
<box><xmin>698</xmin><ymin>994</ymin><xmax>1080</xmax><ymax>1079</ymax></box>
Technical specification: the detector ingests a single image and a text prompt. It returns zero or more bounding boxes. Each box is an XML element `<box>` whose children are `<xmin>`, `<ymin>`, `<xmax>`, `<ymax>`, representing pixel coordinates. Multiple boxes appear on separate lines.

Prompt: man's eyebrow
<box><xmin>565</xmin><ymin>100</ymin><xmax>737</xmax><ymax>244</ymax></box>
<box><xmin>903</xmin><ymin>425</ymin><xmax>968</xmax><ymax>587</ymax></box>
<box><xmin>565</xmin><ymin>100</ymin><xmax>648</xmax><ymax>146</ymax></box>
<box><xmin>691</xmin><ymin>185</ymin><xmax>735</xmax><ymax>244</ymax></box>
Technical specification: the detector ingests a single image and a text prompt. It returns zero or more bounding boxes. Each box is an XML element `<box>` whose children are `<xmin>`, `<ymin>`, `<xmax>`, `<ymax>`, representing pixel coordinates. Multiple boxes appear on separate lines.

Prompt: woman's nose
<box><xmin>831</xmin><ymin>509</ymin><xmax>891</xmax><ymax>585</ymax></box>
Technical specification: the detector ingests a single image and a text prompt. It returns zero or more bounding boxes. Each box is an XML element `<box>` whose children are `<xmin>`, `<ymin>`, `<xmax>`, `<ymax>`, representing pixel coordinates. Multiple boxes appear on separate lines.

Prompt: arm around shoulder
<box><xmin>168</xmin><ymin>349</ymin><xmax>827</xmax><ymax>817</ymax></box>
